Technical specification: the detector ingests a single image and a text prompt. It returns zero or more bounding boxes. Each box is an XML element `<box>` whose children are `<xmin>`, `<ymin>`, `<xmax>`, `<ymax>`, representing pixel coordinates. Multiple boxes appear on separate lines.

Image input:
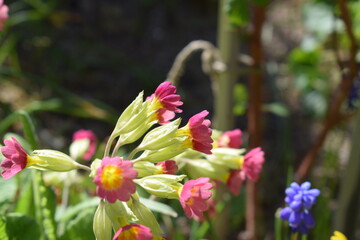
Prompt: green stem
<box><xmin>290</xmin><ymin>232</ymin><xmax>299</xmax><ymax>240</ymax></box>
<box><xmin>76</xmin><ymin>163</ymin><xmax>92</xmax><ymax>172</ymax></box>
<box><xmin>111</xmin><ymin>138</ymin><xmax>125</xmax><ymax>157</ymax></box>
<box><xmin>205</xmin><ymin>212</ymin><xmax>218</xmax><ymax>240</ymax></box>
<box><xmin>128</xmin><ymin>147</ymin><xmax>142</xmax><ymax>160</ymax></box>
<box><xmin>104</xmin><ymin>134</ymin><xmax>116</xmax><ymax>157</ymax></box>
<box><xmin>274</xmin><ymin>209</ymin><xmax>282</xmax><ymax>240</ymax></box>
<box><xmin>31</xmin><ymin>171</ymin><xmax>45</xmax><ymax>240</ymax></box>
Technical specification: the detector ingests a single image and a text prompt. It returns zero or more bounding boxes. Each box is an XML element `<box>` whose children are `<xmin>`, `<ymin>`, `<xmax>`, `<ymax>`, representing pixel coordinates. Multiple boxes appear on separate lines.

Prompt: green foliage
<box><xmin>225</xmin><ymin>0</ymin><xmax>250</xmax><ymax>26</ymax></box>
<box><xmin>60</xmin><ymin>208</ymin><xmax>96</xmax><ymax>240</ymax></box>
<box><xmin>3</xmin><ymin>213</ymin><xmax>41</xmax><ymax>240</ymax></box>
<box><xmin>0</xmin><ymin>217</ymin><xmax>8</xmax><ymax>240</ymax></box>
<box><xmin>263</xmin><ymin>103</ymin><xmax>289</xmax><ymax>117</ymax></box>
<box><xmin>140</xmin><ymin>197</ymin><xmax>178</xmax><ymax>217</ymax></box>
<box><xmin>233</xmin><ymin>83</ymin><xmax>248</xmax><ymax>116</ymax></box>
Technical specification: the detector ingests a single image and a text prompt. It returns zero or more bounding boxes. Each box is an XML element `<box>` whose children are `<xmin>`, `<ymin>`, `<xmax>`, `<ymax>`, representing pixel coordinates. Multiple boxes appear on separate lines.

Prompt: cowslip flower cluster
<box><xmin>0</xmin><ymin>0</ymin><xmax>8</xmax><ymax>31</ymax></box>
<box><xmin>89</xmin><ymin>81</ymin><xmax>214</xmax><ymax>237</ymax></box>
<box><xmin>1</xmin><ymin>81</ymin><xmax>218</xmax><ymax>239</ymax></box>
<box><xmin>280</xmin><ymin>181</ymin><xmax>320</xmax><ymax>234</ymax></box>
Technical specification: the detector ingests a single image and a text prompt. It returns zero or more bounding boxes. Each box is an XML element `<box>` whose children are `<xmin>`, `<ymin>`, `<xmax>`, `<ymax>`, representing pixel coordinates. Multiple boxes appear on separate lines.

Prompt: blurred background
<box><xmin>1</xmin><ymin>0</ymin><xmax>360</xmax><ymax>239</ymax></box>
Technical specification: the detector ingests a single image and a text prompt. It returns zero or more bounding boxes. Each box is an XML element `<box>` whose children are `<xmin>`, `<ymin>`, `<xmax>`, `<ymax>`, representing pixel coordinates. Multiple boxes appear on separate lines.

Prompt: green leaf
<box><xmin>0</xmin><ymin>178</ymin><xmax>17</xmax><ymax>205</ymax></box>
<box><xmin>262</xmin><ymin>103</ymin><xmax>290</xmax><ymax>117</ymax></box>
<box><xmin>60</xmin><ymin>208</ymin><xmax>96</xmax><ymax>240</ymax></box>
<box><xmin>57</xmin><ymin>197</ymin><xmax>99</xmax><ymax>222</ymax></box>
<box><xmin>15</xmin><ymin>180</ymin><xmax>35</xmax><ymax>218</ymax></box>
<box><xmin>139</xmin><ymin>197</ymin><xmax>178</xmax><ymax>217</ymax></box>
<box><xmin>0</xmin><ymin>216</ymin><xmax>9</xmax><ymax>240</ymax></box>
<box><xmin>18</xmin><ymin>111</ymin><xmax>39</xmax><ymax>150</ymax></box>
<box><xmin>225</xmin><ymin>0</ymin><xmax>250</xmax><ymax>26</ymax></box>
<box><xmin>233</xmin><ymin>83</ymin><xmax>248</xmax><ymax>116</ymax></box>
<box><xmin>5</xmin><ymin>213</ymin><xmax>41</xmax><ymax>240</ymax></box>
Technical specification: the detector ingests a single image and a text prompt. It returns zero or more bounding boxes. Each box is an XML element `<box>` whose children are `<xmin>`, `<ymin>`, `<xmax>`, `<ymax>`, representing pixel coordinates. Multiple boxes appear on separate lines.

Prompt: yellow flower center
<box><xmin>237</xmin><ymin>156</ymin><xmax>244</xmax><ymax>168</ymax></box>
<box><xmin>26</xmin><ymin>155</ymin><xmax>46</xmax><ymax>167</ymax></box>
<box><xmin>149</xmin><ymin>97</ymin><xmax>163</xmax><ymax>112</ymax></box>
<box><xmin>101</xmin><ymin>165</ymin><xmax>124</xmax><ymax>190</ymax></box>
<box><xmin>117</xmin><ymin>226</ymin><xmax>140</xmax><ymax>240</ymax></box>
<box><xmin>181</xmin><ymin>137</ymin><xmax>193</xmax><ymax>149</ymax></box>
<box><xmin>176</xmin><ymin>125</ymin><xmax>191</xmax><ymax>137</ymax></box>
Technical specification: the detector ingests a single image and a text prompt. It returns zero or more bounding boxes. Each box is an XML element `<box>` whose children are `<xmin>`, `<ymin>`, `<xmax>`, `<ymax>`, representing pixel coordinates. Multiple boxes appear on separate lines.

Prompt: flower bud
<box><xmin>135</xmin><ymin>137</ymin><xmax>187</xmax><ymax>163</ymax></box>
<box><xmin>134</xmin><ymin>174</ymin><xmax>186</xmax><ymax>199</ymax></box>
<box><xmin>104</xmin><ymin>200</ymin><xmax>138</xmax><ymax>231</ymax></box>
<box><xmin>117</xmin><ymin>120</ymin><xmax>155</xmax><ymax>146</ymax></box>
<box><xmin>137</xmin><ymin>118</ymin><xmax>181</xmax><ymax>150</ymax></box>
<box><xmin>29</xmin><ymin>150</ymin><xmax>80</xmax><ymax>172</ymax></box>
<box><xmin>112</xmin><ymin>92</ymin><xmax>148</xmax><ymax>136</ymax></box>
<box><xmin>69</xmin><ymin>138</ymin><xmax>90</xmax><ymax>160</ymax></box>
<box><xmin>133</xmin><ymin>161</ymin><xmax>158</xmax><ymax>178</ymax></box>
<box><xmin>206</xmin><ymin>148</ymin><xmax>245</xmax><ymax>169</ymax></box>
<box><xmin>184</xmin><ymin>159</ymin><xmax>229</xmax><ymax>182</ymax></box>
<box><xmin>93</xmin><ymin>200</ymin><xmax>112</xmax><ymax>240</ymax></box>
<box><xmin>129</xmin><ymin>198</ymin><xmax>163</xmax><ymax>235</ymax></box>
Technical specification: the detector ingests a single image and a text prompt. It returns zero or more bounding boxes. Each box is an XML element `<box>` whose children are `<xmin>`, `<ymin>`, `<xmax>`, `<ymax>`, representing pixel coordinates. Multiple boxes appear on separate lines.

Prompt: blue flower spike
<box><xmin>280</xmin><ymin>181</ymin><xmax>320</xmax><ymax>234</ymax></box>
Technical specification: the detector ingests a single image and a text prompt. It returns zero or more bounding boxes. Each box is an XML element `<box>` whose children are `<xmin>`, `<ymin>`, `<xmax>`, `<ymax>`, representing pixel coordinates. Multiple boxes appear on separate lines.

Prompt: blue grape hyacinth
<box><xmin>280</xmin><ymin>181</ymin><xmax>320</xmax><ymax>234</ymax></box>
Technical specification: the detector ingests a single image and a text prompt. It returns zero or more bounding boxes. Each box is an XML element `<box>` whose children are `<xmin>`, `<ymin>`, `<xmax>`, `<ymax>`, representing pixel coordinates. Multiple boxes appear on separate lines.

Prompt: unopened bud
<box><xmin>137</xmin><ymin>119</ymin><xmax>181</xmax><ymax>150</ymax></box>
<box><xmin>184</xmin><ymin>159</ymin><xmax>229</xmax><ymax>182</ymax></box>
<box><xmin>206</xmin><ymin>148</ymin><xmax>245</xmax><ymax>169</ymax></box>
<box><xmin>135</xmin><ymin>137</ymin><xmax>187</xmax><ymax>163</ymax></box>
<box><xmin>29</xmin><ymin>150</ymin><xmax>80</xmax><ymax>172</ymax></box>
<box><xmin>133</xmin><ymin>161</ymin><xmax>158</xmax><ymax>178</ymax></box>
<box><xmin>104</xmin><ymin>200</ymin><xmax>138</xmax><ymax>231</ymax></box>
<box><xmin>93</xmin><ymin>200</ymin><xmax>112</xmax><ymax>240</ymax></box>
<box><xmin>134</xmin><ymin>175</ymin><xmax>185</xmax><ymax>199</ymax></box>
<box><xmin>69</xmin><ymin>138</ymin><xmax>90</xmax><ymax>160</ymax></box>
<box><xmin>130</xmin><ymin>199</ymin><xmax>163</xmax><ymax>235</ymax></box>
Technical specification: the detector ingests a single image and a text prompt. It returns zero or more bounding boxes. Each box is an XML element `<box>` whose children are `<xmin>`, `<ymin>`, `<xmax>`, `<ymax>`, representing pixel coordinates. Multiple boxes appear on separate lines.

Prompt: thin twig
<box><xmin>295</xmin><ymin>0</ymin><xmax>358</xmax><ymax>182</ymax></box>
<box><xmin>166</xmin><ymin>40</ymin><xmax>224</xmax><ymax>86</ymax></box>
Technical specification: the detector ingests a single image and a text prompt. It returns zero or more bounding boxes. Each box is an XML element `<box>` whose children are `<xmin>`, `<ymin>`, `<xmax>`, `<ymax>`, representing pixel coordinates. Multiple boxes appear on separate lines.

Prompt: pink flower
<box><xmin>155</xmin><ymin>108</ymin><xmax>175</xmax><ymax>125</ymax></box>
<box><xmin>193</xmin><ymin>199</ymin><xmax>216</xmax><ymax>222</ymax></box>
<box><xmin>177</xmin><ymin>110</ymin><xmax>213</xmax><ymax>154</ymax></box>
<box><xmin>148</xmin><ymin>81</ymin><xmax>183</xmax><ymax>112</ymax></box>
<box><xmin>179</xmin><ymin>177</ymin><xmax>213</xmax><ymax>219</ymax></box>
<box><xmin>147</xmin><ymin>81</ymin><xmax>183</xmax><ymax>124</ymax></box>
<box><xmin>243</xmin><ymin>147</ymin><xmax>265</xmax><ymax>181</ymax></box>
<box><xmin>113</xmin><ymin>224</ymin><xmax>153</xmax><ymax>240</ymax></box>
<box><xmin>217</xmin><ymin>129</ymin><xmax>242</xmax><ymax>149</ymax></box>
<box><xmin>0</xmin><ymin>0</ymin><xmax>8</xmax><ymax>31</ymax></box>
<box><xmin>1</xmin><ymin>137</ymin><xmax>28</xmax><ymax>180</ymax></box>
<box><xmin>155</xmin><ymin>160</ymin><xmax>178</xmax><ymax>174</ymax></box>
<box><xmin>72</xmin><ymin>129</ymin><xmax>97</xmax><ymax>160</ymax></box>
<box><xmin>94</xmin><ymin>157</ymin><xmax>138</xmax><ymax>203</ymax></box>
<box><xmin>226</xmin><ymin>169</ymin><xmax>245</xmax><ymax>196</ymax></box>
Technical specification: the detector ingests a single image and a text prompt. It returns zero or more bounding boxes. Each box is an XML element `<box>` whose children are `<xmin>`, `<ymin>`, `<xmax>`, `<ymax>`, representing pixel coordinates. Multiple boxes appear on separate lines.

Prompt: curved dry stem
<box><xmin>166</xmin><ymin>40</ymin><xmax>225</xmax><ymax>86</ymax></box>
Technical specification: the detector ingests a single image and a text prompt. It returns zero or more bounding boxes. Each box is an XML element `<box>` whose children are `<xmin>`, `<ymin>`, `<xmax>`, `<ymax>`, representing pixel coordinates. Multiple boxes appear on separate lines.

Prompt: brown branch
<box><xmin>243</xmin><ymin>5</ymin><xmax>266</xmax><ymax>240</ymax></box>
<box><xmin>295</xmin><ymin>0</ymin><xmax>358</xmax><ymax>182</ymax></box>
